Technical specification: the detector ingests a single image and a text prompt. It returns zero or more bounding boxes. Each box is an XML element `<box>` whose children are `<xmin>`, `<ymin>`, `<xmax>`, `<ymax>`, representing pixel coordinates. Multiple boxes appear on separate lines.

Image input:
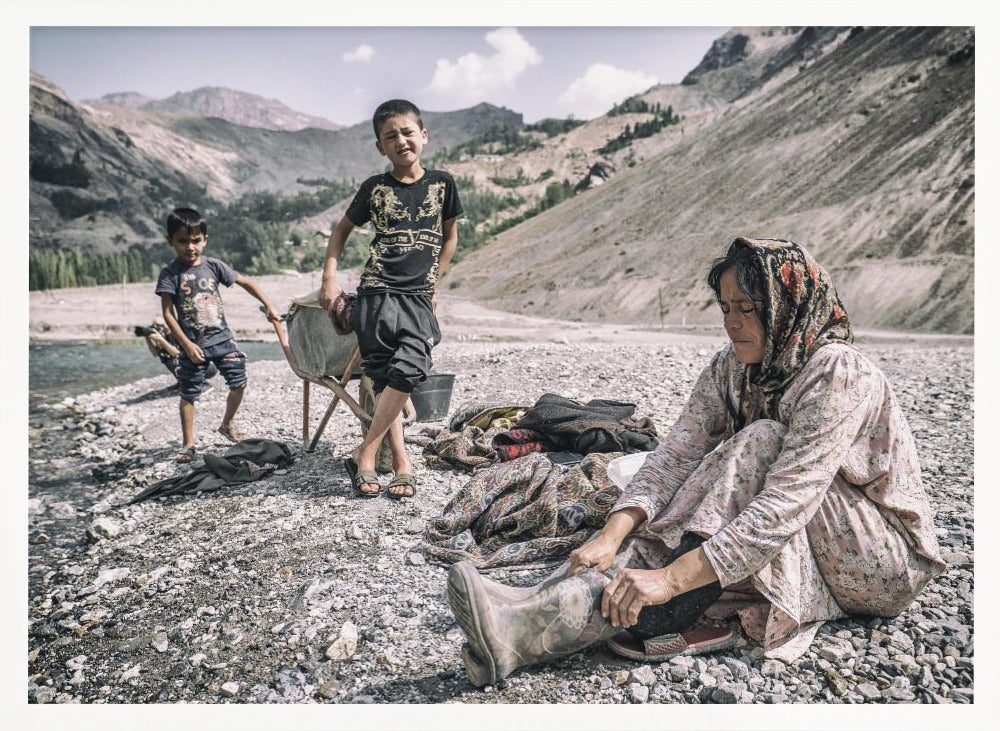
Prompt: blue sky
<box><xmin>30</xmin><ymin>26</ymin><xmax>727</xmax><ymax>125</ymax></box>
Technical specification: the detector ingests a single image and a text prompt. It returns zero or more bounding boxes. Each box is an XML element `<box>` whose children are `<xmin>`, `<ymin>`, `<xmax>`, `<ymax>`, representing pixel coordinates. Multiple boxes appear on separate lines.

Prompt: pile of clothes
<box><xmin>419</xmin><ymin>394</ymin><xmax>659</xmax><ymax>568</ymax></box>
<box><xmin>416</xmin><ymin>394</ymin><xmax>658</xmax><ymax>473</ymax></box>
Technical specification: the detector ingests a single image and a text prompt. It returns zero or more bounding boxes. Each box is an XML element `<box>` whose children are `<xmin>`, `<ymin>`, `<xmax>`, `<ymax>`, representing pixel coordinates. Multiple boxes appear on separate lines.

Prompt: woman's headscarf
<box><xmin>723</xmin><ymin>237</ymin><xmax>853</xmax><ymax>432</ymax></box>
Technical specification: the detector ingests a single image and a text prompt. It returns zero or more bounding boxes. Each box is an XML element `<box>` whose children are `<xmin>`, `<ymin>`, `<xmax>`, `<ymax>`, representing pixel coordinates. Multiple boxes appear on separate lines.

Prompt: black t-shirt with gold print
<box><xmin>346</xmin><ymin>170</ymin><xmax>463</xmax><ymax>295</ymax></box>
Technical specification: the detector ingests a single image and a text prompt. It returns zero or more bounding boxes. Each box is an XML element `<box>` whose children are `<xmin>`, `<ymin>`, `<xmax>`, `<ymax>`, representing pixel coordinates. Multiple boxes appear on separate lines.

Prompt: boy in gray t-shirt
<box><xmin>156</xmin><ymin>207</ymin><xmax>281</xmax><ymax>462</ymax></box>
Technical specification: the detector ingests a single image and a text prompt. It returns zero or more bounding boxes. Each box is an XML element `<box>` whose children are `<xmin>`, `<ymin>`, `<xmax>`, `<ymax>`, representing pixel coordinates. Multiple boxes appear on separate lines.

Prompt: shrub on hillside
<box><xmin>30</xmin><ymin>150</ymin><xmax>91</xmax><ymax>188</ymax></box>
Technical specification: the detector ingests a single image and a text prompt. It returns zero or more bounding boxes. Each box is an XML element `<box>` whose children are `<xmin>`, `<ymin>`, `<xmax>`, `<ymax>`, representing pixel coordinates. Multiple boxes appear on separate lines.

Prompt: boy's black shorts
<box><xmin>351</xmin><ymin>292</ymin><xmax>440</xmax><ymax>394</ymax></box>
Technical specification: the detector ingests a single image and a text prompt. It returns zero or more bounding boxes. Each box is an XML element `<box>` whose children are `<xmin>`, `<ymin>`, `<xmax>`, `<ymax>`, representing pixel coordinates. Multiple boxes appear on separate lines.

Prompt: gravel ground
<box><xmin>26</xmin><ymin>338</ymin><xmax>973</xmax><ymax>707</ymax></box>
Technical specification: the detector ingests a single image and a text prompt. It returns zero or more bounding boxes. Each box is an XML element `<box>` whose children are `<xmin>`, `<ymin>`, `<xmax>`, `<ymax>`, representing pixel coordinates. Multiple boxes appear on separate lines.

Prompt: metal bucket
<box><xmin>410</xmin><ymin>373</ymin><xmax>455</xmax><ymax>422</ymax></box>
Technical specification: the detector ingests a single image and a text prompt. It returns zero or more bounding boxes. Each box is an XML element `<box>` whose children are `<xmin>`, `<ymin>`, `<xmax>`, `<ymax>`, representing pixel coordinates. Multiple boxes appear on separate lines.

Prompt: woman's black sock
<box><xmin>629</xmin><ymin>532</ymin><xmax>724</xmax><ymax>641</ymax></box>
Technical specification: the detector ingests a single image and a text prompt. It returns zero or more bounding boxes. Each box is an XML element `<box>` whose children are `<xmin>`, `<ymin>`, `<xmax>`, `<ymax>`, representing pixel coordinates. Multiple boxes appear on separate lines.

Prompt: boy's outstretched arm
<box><xmin>160</xmin><ymin>293</ymin><xmax>205</xmax><ymax>364</ymax></box>
<box><xmin>319</xmin><ymin>216</ymin><xmax>356</xmax><ymax>311</ymax></box>
<box><xmin>433</xmin><ymin>216</ymin><xmax>459</xmax><ymax>311</ymax></box>
<box><xmin>235</xmin><ymin>275</ymin><xmax>282</xmax><ymax>322</ymax></box>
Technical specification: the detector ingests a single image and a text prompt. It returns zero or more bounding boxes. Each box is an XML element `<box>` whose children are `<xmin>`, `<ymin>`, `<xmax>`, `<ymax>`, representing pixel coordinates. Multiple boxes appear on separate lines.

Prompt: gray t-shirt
<box><xmin>155</xmin><ymin>257</ymin><xmax>238</xmax><ymax>348</ymax></box>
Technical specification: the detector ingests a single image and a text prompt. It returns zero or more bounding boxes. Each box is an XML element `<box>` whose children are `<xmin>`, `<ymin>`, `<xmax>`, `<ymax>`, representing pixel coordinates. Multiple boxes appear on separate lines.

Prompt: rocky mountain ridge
<box><xmin>30</xmin><ymin>73</ymin><xmax>524</xmax><ymax>252</ymax></box>
<box><xmin>446</xmin><ymin>26</ymin><xmax>974</xmax><ymax>334</ymax></box>
<box><xmin>29</xmin><ymin>72</ymin><xmax>204</xmax><ymax>252</ymax></box>
<box><xmin>89</xmin><ymin>86</ymin><xmax>343</xmax><ymax>132</ymax></box>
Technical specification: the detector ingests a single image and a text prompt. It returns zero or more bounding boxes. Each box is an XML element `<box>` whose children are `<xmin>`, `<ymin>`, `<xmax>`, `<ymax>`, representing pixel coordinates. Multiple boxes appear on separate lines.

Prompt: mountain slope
<box><xmin>447</xmin><ymin>26</ymin><xmax>974</xmax><ymax>334</ymax></box>
<box><xmin>29</xmin><ymin>72</ymin><xmax>203</xmax><ymax>253</ymax></box>
<box><xmin>82</xmin><ymin>100</ymin><xmax>523</xmax><ymax>196</ymax></box>
<box><xmin>407</xmin><ymin>28</ymin><xmax>850</xmax><ymax>240</ymax></box>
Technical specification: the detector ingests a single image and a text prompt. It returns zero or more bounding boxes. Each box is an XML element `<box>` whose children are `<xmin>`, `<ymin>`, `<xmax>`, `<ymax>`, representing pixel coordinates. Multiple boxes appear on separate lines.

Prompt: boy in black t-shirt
<box><xmin>319</xmin><ymin>99</ymin><xmax>462</xmax><ymax>499</ymax></box>
<box><xmin>156</xmin><ymin>207</ymin><xmax>281</xmax><ymax>462</ymax></box>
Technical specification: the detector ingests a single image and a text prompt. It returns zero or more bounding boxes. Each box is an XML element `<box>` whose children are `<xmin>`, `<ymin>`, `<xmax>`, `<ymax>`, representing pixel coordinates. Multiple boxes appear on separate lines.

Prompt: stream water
<box><xmin>28</xmin><ymin>340</ymin><xmax>284</xmax><ymax>411</ymax></box>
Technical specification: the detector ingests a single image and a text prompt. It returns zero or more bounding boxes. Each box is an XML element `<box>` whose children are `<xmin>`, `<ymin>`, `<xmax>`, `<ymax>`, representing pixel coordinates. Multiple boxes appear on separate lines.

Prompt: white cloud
<box><xmin>342</xmin><ymin>44</ymin><xmax>375</xmax><ymax>63</ymax></box>
<box><xmin>427</xmin><ymin>27</ymin><xmax>541</xmax><ymax>107</ymax></box>
<box><xmin>556</xmin><ymin>63</ymin><xmax>659</xmax><ymax>120</ymax></box>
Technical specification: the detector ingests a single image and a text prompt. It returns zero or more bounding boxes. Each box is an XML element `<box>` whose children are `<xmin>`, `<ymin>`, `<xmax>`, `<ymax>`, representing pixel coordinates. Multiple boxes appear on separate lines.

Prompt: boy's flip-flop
<box><xmin>217</xmin><ymin>425</ymin><xmax>244</xmax><ymax>443</ymax></box>
<box><xmin>386</xmin><ymin>473</ymin><xmax>417</xmax><ymax>500</ymax></box>
<box><xmin>607</xmin><ymin>625</ymin><xmax>738</xmax><ymax>662</ymax></box>
<box><xmin>176</xmin><ymin>446</ymin><xmax>197</xmax><ymax>464</ymax></box>
<box><xmin>344</xmin><ymin>457</ymin><xmax>380</xmax><ymax>498</ymax></box>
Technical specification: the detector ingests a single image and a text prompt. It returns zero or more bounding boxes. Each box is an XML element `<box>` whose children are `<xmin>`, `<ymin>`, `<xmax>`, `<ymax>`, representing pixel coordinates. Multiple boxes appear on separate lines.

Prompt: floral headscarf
<box><xmin>724</xmin><ymin>237</ymin><xmax>853</xmax><ymax>432</ymax></box>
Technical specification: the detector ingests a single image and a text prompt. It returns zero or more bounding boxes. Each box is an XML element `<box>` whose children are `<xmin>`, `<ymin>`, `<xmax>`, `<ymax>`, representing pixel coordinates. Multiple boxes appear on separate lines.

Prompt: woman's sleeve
<box><xmin>610</xmin><ymin>349</ymin><xmax>730</xmax><ymax>523</ymax></box>
<box><xmin>702</xmin><ymin>347</ymin><xmax>882</xmax><ymax>587</ymax></box>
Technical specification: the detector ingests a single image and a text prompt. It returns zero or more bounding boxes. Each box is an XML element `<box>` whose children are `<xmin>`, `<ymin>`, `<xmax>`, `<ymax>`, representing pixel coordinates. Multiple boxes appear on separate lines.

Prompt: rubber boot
<box><xmin>447</xmin><ymin>560</ymin><xmax>614</xmax><ymax>687</ymax></box>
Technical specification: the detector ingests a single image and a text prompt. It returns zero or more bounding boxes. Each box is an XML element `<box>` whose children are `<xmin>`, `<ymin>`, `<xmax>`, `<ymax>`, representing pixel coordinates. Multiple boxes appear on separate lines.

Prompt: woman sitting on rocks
<box><xmin>447</xmin><ymin>237</ymin><xmax>945</xmax><ymax>687</ymax></box>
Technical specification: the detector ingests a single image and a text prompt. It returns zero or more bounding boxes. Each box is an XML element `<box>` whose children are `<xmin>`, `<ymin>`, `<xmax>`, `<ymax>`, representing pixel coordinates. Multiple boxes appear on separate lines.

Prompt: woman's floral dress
<box><xmin>612</xmin><ymin>342</ymin><xmax>945</xmax><ymax>659</ymax></box>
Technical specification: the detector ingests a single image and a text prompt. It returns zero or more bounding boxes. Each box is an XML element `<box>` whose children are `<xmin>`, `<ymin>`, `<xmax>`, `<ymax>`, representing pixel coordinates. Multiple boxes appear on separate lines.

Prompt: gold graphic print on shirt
<box><xmin>362</xmin><ymin>181</ymin><xmax>448</xmax><ymax>290</ymax></box>
<box><xmin>416</xmin><ymin>182</ymin><xmax>446</xmax><ymax>234</ymax></box>
<box><xmin>369</xmin><ymin>184</ymin><xmax>412</xmax><ymax>232</ymax></box>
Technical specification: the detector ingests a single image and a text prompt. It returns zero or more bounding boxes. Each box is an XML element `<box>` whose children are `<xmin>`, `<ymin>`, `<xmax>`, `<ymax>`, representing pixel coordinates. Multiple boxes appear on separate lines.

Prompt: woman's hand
<box><xmin>567</xmin><ymin>534</ymin><xmax>620</xmax><ymax>576</ymax></box>
<box><xmin>567</xmin><ymin>507</ymin><xmax>645</xmax><ymax>577</ymax></box>
<box><xmin>318</xmin><ymin>279</ymin><xmax>342</xmax><ymax>312</ymax></box>
<box><xmin>601</xmin><ymin>567</ymin><xmax>676</xmax><ymax>629</ymax></box>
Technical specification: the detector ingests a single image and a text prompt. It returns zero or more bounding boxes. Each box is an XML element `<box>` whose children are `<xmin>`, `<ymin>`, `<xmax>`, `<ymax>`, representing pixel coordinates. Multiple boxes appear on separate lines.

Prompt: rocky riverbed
<box><xmin>26</xmin><ymin>338</ymin><xmax>973</xmax><ymax>706</ymax></box>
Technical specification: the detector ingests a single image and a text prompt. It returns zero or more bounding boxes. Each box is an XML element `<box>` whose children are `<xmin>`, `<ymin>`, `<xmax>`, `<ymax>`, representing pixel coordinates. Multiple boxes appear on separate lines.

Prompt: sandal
<box><xmin>344</xmin><ymin>457</ymin><xmax>380</xmax><ymax>498</ymax></box>
<box><xmin>217</xmin><ymin>425</ymin><xmax>244</xmax><ymax>443</ymax></box>
<box><xmin>176</xmin><ymin>446</ymin><xmax>197</xmax><ymax>464</ymax></box>
<box><xmin>607</xmin><ymin>625</ymin><xmax>738</xmax><ymax>662</ymax></box>
<box><xmin>386</xmin><ymin>473</ymin><xmax>417</xmax><ymax>500</ymax></box>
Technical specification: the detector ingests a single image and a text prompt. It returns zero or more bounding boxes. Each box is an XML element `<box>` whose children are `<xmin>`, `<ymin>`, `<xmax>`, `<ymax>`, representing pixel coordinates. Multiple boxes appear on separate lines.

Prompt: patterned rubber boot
<box><xmin>447</xmin><ymin>561</ymin><xmax>614</xmax><ymax>687</ymax></box>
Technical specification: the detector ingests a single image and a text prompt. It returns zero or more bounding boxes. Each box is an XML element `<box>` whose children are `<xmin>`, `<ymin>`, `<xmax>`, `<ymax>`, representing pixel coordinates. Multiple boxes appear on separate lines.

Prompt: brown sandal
<box><xmin>386</xmin><ymin>473</ymin><xmax>417</xmax><ymax>500</ymax></box>
<box><xmin>176</xmin><ymin>446</ymin><xmax>197</xmax><ymax>463</ymax></box>
<box><xmin>607</xmin><ymin>625</ymin><xmax>738</xmax><ymax>662</ymax></box>
<box><xmin>344</xmin><ymin>457</ymin><xmax>381</xmax><ymax>498</ymax></box>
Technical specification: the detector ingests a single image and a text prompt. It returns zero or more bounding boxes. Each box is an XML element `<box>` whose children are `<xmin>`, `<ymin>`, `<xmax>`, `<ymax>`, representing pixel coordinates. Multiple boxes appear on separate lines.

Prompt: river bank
<box><xmin>28</xmin><ymin>273</ymin><xmax>974</xmax><ymax>348</ymax></box>
<box><xmin>26</xmin><ymin>299</ymin><xmax>974</xmax><ymax>709</ymax></box>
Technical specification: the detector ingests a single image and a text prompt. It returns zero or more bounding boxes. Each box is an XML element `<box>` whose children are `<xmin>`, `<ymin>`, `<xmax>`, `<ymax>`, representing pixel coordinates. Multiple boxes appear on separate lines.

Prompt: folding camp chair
<box><xmin>268</xmin><ymin>294</ymin><xmax>414</xmax><ymax>467</ymax></box>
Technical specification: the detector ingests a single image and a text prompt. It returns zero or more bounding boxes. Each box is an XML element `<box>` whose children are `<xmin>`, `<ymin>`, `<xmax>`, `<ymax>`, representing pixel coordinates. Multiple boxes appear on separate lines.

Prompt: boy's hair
<box><xmin>372</xmin><ymin>99</ymin><xmax>423</xmax><ymax>138</ymax></box>
<box><xmin>167</xmin><ymin>207</ymin><xmax>208</xmax><ymax>238</ymax></box>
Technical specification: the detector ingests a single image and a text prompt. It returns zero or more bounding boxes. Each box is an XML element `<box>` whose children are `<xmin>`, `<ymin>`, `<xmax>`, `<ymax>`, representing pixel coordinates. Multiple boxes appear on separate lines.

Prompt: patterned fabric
<box><xmin>328</xmin><ymin>291</ymin><xmax>355</xmax><ymax>335</ymax></box>
<box><xmin>449</xmin><ymin>400</ymin><xmax>530</xmax><ymax>432</ymax></box>
<box><xmin>614</xmin><ymin>344</ymin><xmax>945</xmax><ymax>659</ymax></box>
<box><xmin>424</xmin><ymin>452</ymin><xmax>622</xmax><ymax>568</ymax></box>
<box><xmin>422</xmin><ymin>424</ymin><xmax>505</xmax><ymax>472</ymax></box>
<box><xmin>724</xmin><ymin>237</ymin><xmax>853</xmax><ymax>432</ymax></box>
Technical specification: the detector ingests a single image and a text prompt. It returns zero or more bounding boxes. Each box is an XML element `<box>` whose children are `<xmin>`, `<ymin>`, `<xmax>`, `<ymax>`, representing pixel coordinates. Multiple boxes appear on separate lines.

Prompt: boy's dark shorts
<box><xmin>177</xmin><ymin>339</ymin><xmax>246</xmax><ymax>402</ymax></box>
<box><xmin>351</xmin><ymin>292</ymin><xmax>440</xmax><ymax>394</ymax></box>
<box><xmin>159</xmin><ymin>352</ymin><xmax>217</xmax><ymax>383</ymax></box>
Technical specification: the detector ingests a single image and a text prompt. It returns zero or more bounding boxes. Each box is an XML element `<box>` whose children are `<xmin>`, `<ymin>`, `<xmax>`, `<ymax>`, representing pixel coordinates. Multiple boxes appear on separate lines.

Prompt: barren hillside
<box><xmin>28</xmin><ymin>73</ymin><xmax>202</xmax><ymax>253</ymax></box>
<box><xmin>446</xmin><ymin>26</ymin><xmax>974</xmax><ymax>334</ymax></box>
